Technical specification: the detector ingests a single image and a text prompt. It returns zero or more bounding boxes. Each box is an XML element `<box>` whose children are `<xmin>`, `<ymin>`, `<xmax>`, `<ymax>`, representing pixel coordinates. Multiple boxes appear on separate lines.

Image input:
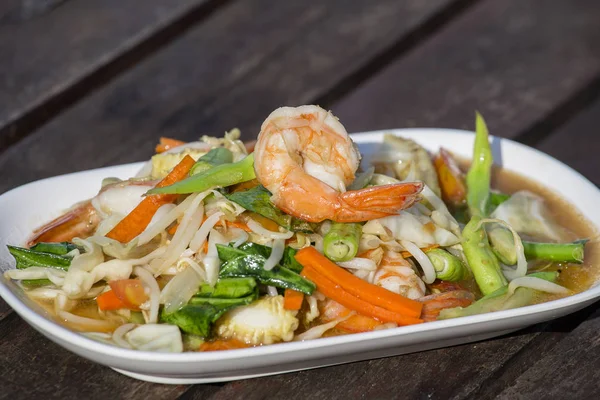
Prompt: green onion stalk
<box><xmin>323</xmin><ymin>222</ymin><xmax>362</xmax><ymax>262</ymax></box>
<box><xmin>148</xmin><ymin>153</ymin><xmax>256</xmax><ymax>195</ymax></box>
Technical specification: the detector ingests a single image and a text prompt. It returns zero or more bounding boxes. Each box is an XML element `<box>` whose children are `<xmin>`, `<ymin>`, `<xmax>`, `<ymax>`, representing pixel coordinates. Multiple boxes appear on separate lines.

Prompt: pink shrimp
<box><xmin>253</xmin><ymin>105</ymin><xmax>423</xmax><ymax>223</ymax></box>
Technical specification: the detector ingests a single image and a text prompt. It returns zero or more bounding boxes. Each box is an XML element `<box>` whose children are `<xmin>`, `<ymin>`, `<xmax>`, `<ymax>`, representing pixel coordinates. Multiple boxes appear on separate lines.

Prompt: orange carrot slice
<box><xmin>295</xmin><ymin>247</ymin><xmax>423</xmax><ymax>318</ymax></box>
<box><xmin>96</xmin><ymin>290</ymin><xmax>127</xmax><ymax>311</ymax></box>
<box><xmin>300</xmin><ymin>266</ymin><xmax>422</xmax><ymax>326</ymax></box>
<box><xmin>106</xmin><ymin>155</ymin><xmax>195</xmax><ymax>243</ymax></box>
<box><xmin>283</xmin><ymin>289</ymin><xmax>304</xmax><ymax>310</ymax></box>
<box><xmin>155</xmin><ymin>137</ymin><xmax>186</xmax><ymax>153</ymax></box>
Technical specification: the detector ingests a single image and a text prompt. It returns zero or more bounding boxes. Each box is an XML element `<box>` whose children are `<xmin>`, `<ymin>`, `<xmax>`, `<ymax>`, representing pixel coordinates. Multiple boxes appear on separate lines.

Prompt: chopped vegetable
<box><xmin>487</xmin><ymin>223</ymin><xmax>519</xmax><ymax>265</ymax></box>
<box><xmin>96</xmin><ymin>290</ymin><xmax>127</xmax><ymax>311</ymax></box>
<box><xmin>295</xmin><ymin>247</ymin><xmax>423</xmax><ymax>318</ymax></box>
<box><xmin>466</xmin><ymin>112</ymin><xmax>492</xmax><ymax>218</ymax></box>
<box><xmin>434</xmin><ymin>148</ymin><xmax>467</xmax><ymax>208</ymax></box>
<box><xmin>283</xmin><ymin>289</ymin><xmax>304</xmax><ymax>310</ymax></box>
<box><xmin>426</xmin><ymin>248</ymin><xmax>469</xmax><ymax>281</ymax></box>
<box><xmin>323</xmin><ymin>222</ymin><xmax>362</xmax><ymax>262</ymax></box>
<box><xmin>227</xmin><ymin>185</ymin><xmax>314</xmax><ymax>232</ymax></box>
<box><xmin>215</xmin><ymin>295</ymin><xmax>299</xmax><ymax>345</ymax></box>
<box><xmin>7</xmin><ymin>245</ymin><xmax>71</xmax><ymax>271</ymax></box>
<box><xmin>189</xmin><ymin>147</ymin><xmax>234</xmax><ymax>175</ymax></box>
<box><xmin>155</xmin><ymin>137</ymin><xmax>186</xmax><ymax>153</ymax></box>
<box><xmin>148</xmin><ymin>153</ymin><xmax>256</xmax><ymax>195</ymax></box>
<box><xmin>219</xmin><ymin>254</ymin><xmax>315</xmax><ymax>295</ymax></box>
<box><xmin>29</xmin><ymin>242</ymin><xmax>80</xmax><ymax>255</ymax></box>
<box><xmin>489</xmin><ymin>192</ymin><xmax>510</xmax><ymax>209</ymax></box>
<box><xmin>439</xmin><ymin>272</ymin><xmax>558</xmax><ymax>319</ymax></box>
<box><xmin>301</xmin><ymin>265</ymin><xmax>422</xmax><ymax>326</ymax></box>
<box><xmin>106</xmin><ymin>155</ymin><xmax>196</xmax><ymax>243</ymax></box>
<box><xmin>523</xmin><ymin>239</ymin><xmax>587</xmax><ymax>264</ymax></box>
<box><xmin>161</xmin><ymin>292</ymin><xmax>257</xmax><ymax>337</ymax></box>
<box><xmin>108</xmin><ymin>279</ymin><xmax>148</xmax><ymax>310</ymax></box>
<box><xmin>462</xmin><ymin>216</ymin><xmax>507</xmax><ymax>295</ymax></box>
<box><xmin>196</xmin><ymin>277</ymin><xmax>257</xmax><ymax>299</ymax></box>
<box><xmin>336</xmin><ymin>314</ymin><xmax>383</xmax><ymax>333</ymax></box>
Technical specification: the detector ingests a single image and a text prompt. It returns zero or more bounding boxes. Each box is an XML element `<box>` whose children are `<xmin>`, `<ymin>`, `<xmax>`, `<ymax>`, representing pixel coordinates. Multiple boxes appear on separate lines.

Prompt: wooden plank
<box><xmin>536</xmin><ymin>98</ymin><xmax>600</xmax><ymax>187</ymax></box>
<box><xmin>0</xmin><ymin>0</ymin><xmax>459</xmax><ymax>195</ymax></box>
<box><xmin>0</xmin><ymin>313</ymin><xmax>193</xmax><ymax>399</ymax></box>
<box><xmin>493</xmin><ymin>306</ymin><xmax>600</xmax><ymax>399</ymax></box>
<box><xmin>0</xmin><ymin>0</ymin><xmax>219</xmax><ymax>151</ymax></box>
<box><xmin>189</xmin><ymin>0</ymin><xmax>600</xmax><ymax>398</ymax></box>
<box><xmin>0</xmin><ymin>0</ymin><xmax>462</xmax><ymax>397</ymax></box>
<box><xmin>333</xmin><ymin>0</ymin><xmax>600</xmax><ymax>139</ymax></box>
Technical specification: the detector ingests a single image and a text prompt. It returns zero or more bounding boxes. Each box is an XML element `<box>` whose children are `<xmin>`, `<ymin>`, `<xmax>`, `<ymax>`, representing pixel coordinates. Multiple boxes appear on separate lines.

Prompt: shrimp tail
<box><xmin>418</xmin><ymin>290</ymin><xmax>475</xmax><ymax>322</ymax></box>
<box><xmin>27</xmin><ymin>201</ymin><xmax>99</xmax><ymax>247</ymax></box>
<box><xmin>335</xmin><ymin>182</ymin><xmax>424</xmax><ymax>222</ymax></box>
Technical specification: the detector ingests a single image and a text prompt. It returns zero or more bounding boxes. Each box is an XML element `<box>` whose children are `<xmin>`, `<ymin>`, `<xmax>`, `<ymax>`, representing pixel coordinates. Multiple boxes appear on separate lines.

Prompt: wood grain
<box><xmin>0</xmin><ymin>0</ymin><xmax>216</xmax><ymax>151</ymax></box>
<box><xmin>0</xmin><ymin>313</ymin><xmax>192</xmax><ymax>400</ymax></box>
<box><xmin>0</xmin><ymin>0</ymin><xmax>455</xmax><ymax>194</ymax></box>
<box><xmin>333</xmin><ymin>0</ymin><xmax>600</xmax><ymax>138</ymax></box>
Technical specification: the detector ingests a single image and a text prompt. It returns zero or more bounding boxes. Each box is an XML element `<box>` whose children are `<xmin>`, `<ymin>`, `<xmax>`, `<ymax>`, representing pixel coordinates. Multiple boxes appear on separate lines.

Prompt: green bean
<box><xmin>523</xmin><ymin>239</ymin><xmax>587</xmax><ymax>264</ymax></box>
<box><xmin>323</xmin><ymin>222</ymin><xmax>362</xmax><ymax>262</ymax></box>
<box><xmin>426</xmin><ymin>248</ymin><xmax>469</xmax><ymax>281</ymax></box>
<box><xmin>466</xmin><ymin>112</ymin><xmax>493</xmax><ymax>218</ymax></box>
<box><xmin>462</xmin><ymin>216</ymin><xmax>507</xmax><ymax>295</ymax></box>
<box><xmin>148</xmin><ymin>153</ymin><xmax>255</xmax><ymax>195</ymax></box>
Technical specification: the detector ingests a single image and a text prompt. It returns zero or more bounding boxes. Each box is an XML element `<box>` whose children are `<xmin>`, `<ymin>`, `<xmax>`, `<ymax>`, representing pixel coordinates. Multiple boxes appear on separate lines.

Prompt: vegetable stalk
<box><xmin>190</xmin><ymin>147</ymin><xmax>233</xmax><ymax>175</ymax></box>
<box><xmin>148</xmin><ymin>153</ymin><xmax>256</xmax><ymax>195</ymax></box>
<box><xmin>323</xmin><ymin>222</ymin><xmax>362</xmax><ymax>262</ymax></box>
<box><xmin>426</xmin><ymin>248</ymin><xmax>468</xmax><ymax>281</ymax></box>
<box><xmin>523</xmin><ymin>240</ymin><xmax>587</xmax><ymax>264</ymax></box>
<box><xmin>465</xmin><ymin>112</ymin><xmax>493</xmax><ymax>218</ymax></box>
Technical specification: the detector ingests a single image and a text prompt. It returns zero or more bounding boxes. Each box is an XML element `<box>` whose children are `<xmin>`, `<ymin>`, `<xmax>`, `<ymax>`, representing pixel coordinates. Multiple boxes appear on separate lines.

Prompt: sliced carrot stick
<box><xmin>200</xmin><ymin>339</ymin><xmax>250</xmax><ymax>351</ymax></box>
<box><xmin>283</xmin><ymin>288</ymin><xmax>304</xmax><ymax>310</ymax></box>
<box><xmin>295</xmin><ymin>247</ymin><xmax>423</xmax><ymax>318</ymax></box>
<box><xmin>400</xmin><ymin>244</ymin><xmax>439</xmax><ymax>259</ymax></box>
<box><xmin>106</xmin><ymin>155</ymin><xmax>196</xmax><ymax>243</ymax></box>
<box><xmin>155</xmin><ymin>137</ymin><xmax>186</xmax><ymax>153</ymax></box>
<box><xmin>300</xmin><ymin>266</ymin><xmax>423</xmax><ymax>326</ymax></box>
<box><xmin>336</xmin><ymin>314</ymin><xmax>383</xmax><ymax>333</ymax></box>
<box><xmin>96</xmin><ymin>290</ymin><xmax>127</xmax><ymax>311</ymax></box>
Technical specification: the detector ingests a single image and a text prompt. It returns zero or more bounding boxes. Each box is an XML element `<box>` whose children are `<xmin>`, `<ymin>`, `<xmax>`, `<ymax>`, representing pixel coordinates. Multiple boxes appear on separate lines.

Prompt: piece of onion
<box><xmin>337</xmin><ymin>258</ymin><xmax>377</xmax><ymax>271</ymax></box>
<box><xmin>400</xmin><ymin>239</ymin><xmax>436</xmax><ymax>284</ymax></box>
<box><xmin>112</xmin><ymin>323</ymin><xmax>136</xmax><ymax>349</ymax></box>
<box><xmin>294</xmin><ymin>313</ymin><xmax>353</xmax><ymax>341</ymax></box>
<box><xmin>247</xmin><ymin>218</ymin><xmax>293</xmax><ymax>240</ymax></box>
<box><xmin>134</xmin><ymin>266</ymin><xmax>161</xmax><ymax>324</ymax></box>
<box><xmin>266</xmin><ymin>286</ymin><xmax>279</xmax><ymax>296</ymax></box>
<box><xmin>160</xmin><ymin>265</ymin><xmax>205</xmax><ymax>314</ymax></box>
<box><xmin>189</xmin><ymin>211</ymin><xmax>224</xmax><ymax>252</ymax></box>
<box><xmin>264</xmin><ymin>239</ymin><xmax>285</xmax><ymax>271</ymax></box>
<box><xmin>508</xmin><ymin>276</ymin><xmax>570</xmax><ymax>296</ymax></box>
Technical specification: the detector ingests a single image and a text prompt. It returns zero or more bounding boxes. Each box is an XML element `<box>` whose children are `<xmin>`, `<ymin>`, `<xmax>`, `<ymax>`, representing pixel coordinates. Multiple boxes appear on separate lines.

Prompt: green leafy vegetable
<box><xmin>196</xmin><ymin>277</ymin><xmax>257</xmax><ymax>298</ymax></box>
<box><xmin>216</xmin><ymin>242</ymin><xmax>303</xmax><ymax>273</ymax></box>
<box><xmin>148</xmin><ymin>153</ymin><xmax>256</xmax><ymax>195</ymax></box>
<box><xmin>219</xmin><ymin>254</ymin><xmax>315</xmax><ymax>295</ymax></box>
<box><xmin>29</xmin><ymin>242</ymin><xmax>79</xmax><ymax>255</ymax></box>
<box><xmin>226</xmin><ymin>185</ymin><xmax>313</xmax><ymax>232</ymax></box>
<box><xmin>7</xmin><ymin>245</ymin><xmax>72</xmax><ymax>271</ymax></box>
<box><xmin>189</xmin><ymin>147</ymin><xmax>234</xmax><ymax>175</ymax></box>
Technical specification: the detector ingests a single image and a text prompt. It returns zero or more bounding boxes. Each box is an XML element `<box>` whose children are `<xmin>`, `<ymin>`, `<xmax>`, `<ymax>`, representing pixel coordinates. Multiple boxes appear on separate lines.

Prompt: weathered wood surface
<box><xmin>1</xmin><ymin>0</ymin><xmax>600</xmax><ymax>398</ymax></box>
<box><xmin>0</xmin><ymin>0</ymin><xmax>218</xmax><ymax>151</ymax></box>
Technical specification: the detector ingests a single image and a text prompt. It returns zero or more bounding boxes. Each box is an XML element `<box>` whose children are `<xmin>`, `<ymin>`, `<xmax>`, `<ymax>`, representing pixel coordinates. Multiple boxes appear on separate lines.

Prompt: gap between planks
<box><xmin>0</xmin><ymin>0</ymin><xmax>232</xmax><ymax>155</ymax></box>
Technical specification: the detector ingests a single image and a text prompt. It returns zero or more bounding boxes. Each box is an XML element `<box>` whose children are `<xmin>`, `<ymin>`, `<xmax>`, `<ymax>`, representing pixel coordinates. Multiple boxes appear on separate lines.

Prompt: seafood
<box><xmin>28</xmin><ymin>180</ymin><xmax>155</xmax><ymax>246</ymax></box>
<box><xmin>254</xmin><ymin>105</ymin><xmax>423</xmax><ymax>222</ymax></box>
<box><xmin>374</xmin><ymin>250</ymin><xmax>426</xmax><ymax>300</ymax></box>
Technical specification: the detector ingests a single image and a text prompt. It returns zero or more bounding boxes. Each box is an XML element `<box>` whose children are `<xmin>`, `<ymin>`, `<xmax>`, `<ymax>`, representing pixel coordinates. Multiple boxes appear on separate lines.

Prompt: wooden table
<box><xmin>1</xmin><ymin>1</ymin><xmax>599</xmax><ymax>398</ymax></box>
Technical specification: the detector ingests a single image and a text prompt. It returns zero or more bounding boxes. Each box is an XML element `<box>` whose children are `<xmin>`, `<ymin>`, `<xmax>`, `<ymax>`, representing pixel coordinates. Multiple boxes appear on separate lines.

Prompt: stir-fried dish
<box><xmin>5</xmin><ymin>105</ymin><xmax>597</xmax><ymax>352</ymax></box>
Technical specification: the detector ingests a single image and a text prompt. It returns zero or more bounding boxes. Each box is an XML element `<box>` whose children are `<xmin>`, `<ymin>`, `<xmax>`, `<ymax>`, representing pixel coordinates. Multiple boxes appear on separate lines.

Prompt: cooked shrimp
<box><xmin>419</xmin><ymin>291</ymin><xmax>475</xmax><ymax>322</ymax></box>
<box><xmin>254</xmin><ymin>105</ymin><xmax>423</xmax><ymax>222</ymax></box>
<box><xmin>374</xmin><ymin>250</ymin><xmax>426</xmax><ymax>300</ymax></box>
<box><xmin>28</xmin><ymin>180</ymin><xmax>156</xmax><ymax>246</ymax></box>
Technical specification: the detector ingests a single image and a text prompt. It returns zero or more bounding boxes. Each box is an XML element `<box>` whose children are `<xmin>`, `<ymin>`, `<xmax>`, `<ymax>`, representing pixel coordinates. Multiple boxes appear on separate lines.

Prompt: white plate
<box><xmin>1</xmin><ymin>128</ymin><xmax>599</xmax><ymax>384</ymax></box>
